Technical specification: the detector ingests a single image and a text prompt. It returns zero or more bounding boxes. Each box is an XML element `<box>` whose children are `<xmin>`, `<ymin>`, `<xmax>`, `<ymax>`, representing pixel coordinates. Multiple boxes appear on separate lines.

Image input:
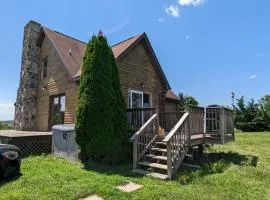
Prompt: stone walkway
<box><xmin>80</xmin><ymin>194</ymin><xmax>103</xmax><ymax>200</ymax></box>
<box><xmin>116</xmin><ymin>182</ymin><xmax>143</xmax><ymax>193</ymax></box>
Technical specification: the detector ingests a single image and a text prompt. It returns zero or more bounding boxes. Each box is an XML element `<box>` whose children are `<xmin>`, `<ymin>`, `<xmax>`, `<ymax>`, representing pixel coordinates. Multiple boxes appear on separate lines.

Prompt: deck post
<box><xmin>187</xmin><ymin>114</ymin><xmax>191</xmax><ymax>146</ymax></box>
<box><xmin>232</xmin><ymin>108</ymin><xmax>235</xmax><ymax>141</ymax></box>
<box><xmin>167</xmin><ymin>142</ymin><xmax>172</xmax><ymax>179</ymax></box>
<box><xmin>133</xmin><ymin>140</ymin><xmax>138</xmax><ymax>170</ymax></box>
<box><xmin>220</xmin><ymin>107</ymin><xmax>225</xmax><ymax>144</ymax></box>
<box><xmin>155</xmin><ymin>107</ymin><xmax>159</xmax><ymax>135</ymax></box>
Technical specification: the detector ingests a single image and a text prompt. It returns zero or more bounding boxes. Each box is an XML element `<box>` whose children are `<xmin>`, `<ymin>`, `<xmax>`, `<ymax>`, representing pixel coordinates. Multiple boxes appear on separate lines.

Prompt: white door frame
<box><xmin>129</xmin><ymin>89</ymin><xmax>143</xmax><ymax>109</ymax></box>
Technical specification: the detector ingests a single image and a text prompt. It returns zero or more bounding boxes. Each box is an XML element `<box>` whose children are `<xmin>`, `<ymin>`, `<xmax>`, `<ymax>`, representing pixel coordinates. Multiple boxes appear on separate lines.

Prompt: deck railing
<box><xmin>129</xmin><ymin>106</ymin><xmax>234</xmax><ymax>178</ymax></box>
<box><xmin>130</xmin><ymin>114</ymin><xmax>159</xmax><ymax>170</ymax></box>
<box><xmin>127</xmin><ymin>107</ymin><xmax>157</xmax><ymax>133</ymax></box>
<box><xmin>206</xmin><ymin>107</ymin><xmax>221</xmax><ymax>134</ymax></box>
<box><xmin>159</xmin><ymin>112</ymin><xmax>185</xmax><ymax>131</ymax></box>
<box><xmin>206</xmin><ymin>107</ymin><xmax>234</xmax><ymax>143</ymax></box>
<box><xmin>186</xmin><ymin>106</ymin><xmax>205</xmax><ymax>136</ymax></box>
<box><xmin>163</xmin><ymin>113</ymin><xmax>190</xmax><ymax>179</ymax></box>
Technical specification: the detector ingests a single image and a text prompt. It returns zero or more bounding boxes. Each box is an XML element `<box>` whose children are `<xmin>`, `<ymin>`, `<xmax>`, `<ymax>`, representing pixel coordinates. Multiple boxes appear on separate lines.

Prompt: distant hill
<box><xmin>0</xmin><ymin>120</ymin><xmax>13</xmax><ymax>128</ymax></box>
<box><xmin>1</xmin><ymin>120</ymin><xmax>13</xmax><ymax>125</ymax></box>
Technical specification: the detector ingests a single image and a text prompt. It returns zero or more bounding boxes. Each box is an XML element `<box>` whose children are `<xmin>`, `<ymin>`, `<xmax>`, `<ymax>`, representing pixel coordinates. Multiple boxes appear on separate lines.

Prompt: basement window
<box><xmin>41</xmin><ymin>57</ymin><xmax>48</xmax><ymax>79</ymax></box>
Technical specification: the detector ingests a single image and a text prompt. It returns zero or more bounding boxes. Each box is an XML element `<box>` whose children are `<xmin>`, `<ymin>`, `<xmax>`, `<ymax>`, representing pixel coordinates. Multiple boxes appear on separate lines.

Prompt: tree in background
<box><xmin>75</xmin><ymin>33</ymin><xmax>128</xmax><ymax>165</ymax></box>
<box><xmin>178</xmin><ymin>92</ymin><xmax>199</xmax><ymax>111</ymax></box>
<box><xmin>0</xmin><ymin>122</ymin><xmax>12</xmax><ymax>130</ymax></box>
<box><xmin>234</xmin><ymin>96</ymin><xmax>266</xmax><ymax>132</ymax></box>
<box><xmin>259</xmin><ymin>95</ymin><xmax>270</xmax><ymax>131</ymax></box>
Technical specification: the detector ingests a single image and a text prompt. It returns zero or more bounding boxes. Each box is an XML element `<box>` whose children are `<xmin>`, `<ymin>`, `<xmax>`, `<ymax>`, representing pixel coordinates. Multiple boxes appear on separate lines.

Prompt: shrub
<box><xmin>109</xmin><ymin>49</ymin><xmax>131</xmax><ymax>163</ymax></box>
<box><xmin>75</xmin><ymin>34</ymin><xmax>113</xmax><ymax>163</ymax></box>
<box><xmin>75</xmin><ymin>33</ymin><xmax>129</xmax><ymax>164</ymax></box>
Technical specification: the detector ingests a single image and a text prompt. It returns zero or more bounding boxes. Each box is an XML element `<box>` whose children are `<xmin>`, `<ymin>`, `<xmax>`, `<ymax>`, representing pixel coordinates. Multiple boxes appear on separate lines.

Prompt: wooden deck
<box><xmin>190</xmin><ymin>133</ymin><xmax>234</xmax><ymax>146</ymax></box>
<box><xmin>130</xmin><ymin>106</ymin><xmax>235</xmax><ymax>179</ymax></box>
<box><xmin>0</xmin><ymin>130</ymin><xmax>52</xmax><ymax>156</ymax></box>
<box><xmin>0</xmin><ymin>130</ymin><xmax>52</xmax><ymax>137</ymax></box>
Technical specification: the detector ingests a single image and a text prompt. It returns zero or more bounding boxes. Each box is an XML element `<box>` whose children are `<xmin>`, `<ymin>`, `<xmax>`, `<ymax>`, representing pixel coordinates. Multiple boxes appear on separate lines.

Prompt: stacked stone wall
<box><xmin>14</xmin><ymin>21</ymin><xmax>42</xmax><ymax>131</ymax></box>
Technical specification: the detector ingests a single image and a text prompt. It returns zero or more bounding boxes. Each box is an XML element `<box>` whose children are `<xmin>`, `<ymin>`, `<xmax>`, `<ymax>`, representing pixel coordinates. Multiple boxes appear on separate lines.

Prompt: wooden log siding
<box><xmin>164</xmin><ymin>100</ymin><xmax>178</xmax><ymax>113</ymax></box>
<box><xmin>35</xmin><ymin>35</ymin><xmax>78</xmax><ymax>131</ymax></box>
<box><xmin>117</xmin><ymin>43</ymin><xmax>166</xmax><ymax>111</ymax></box>
<box><xmin>35</xmin><ymin>37</ymin><xmax>167</xmax><ymax>131</ymax></box>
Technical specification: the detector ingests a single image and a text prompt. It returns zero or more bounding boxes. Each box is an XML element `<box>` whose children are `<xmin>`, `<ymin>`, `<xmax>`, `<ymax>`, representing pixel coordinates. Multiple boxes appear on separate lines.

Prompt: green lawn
<box><xmin>0</xmin><ymin>132</ymin><xmax>270</xmax><ymax>200</ymax></box>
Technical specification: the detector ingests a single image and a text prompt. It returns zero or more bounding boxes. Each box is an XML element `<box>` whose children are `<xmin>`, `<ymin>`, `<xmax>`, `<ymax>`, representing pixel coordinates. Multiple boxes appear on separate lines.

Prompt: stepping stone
<box><xmin>80</xmin><ymin>194</ymin><xmax>103</xmax><ymax>200</ymax></box>
<box><xmin>116</xmin><ymin>181</ymin><xmax>143</xmax><ymax>193</ymax></box>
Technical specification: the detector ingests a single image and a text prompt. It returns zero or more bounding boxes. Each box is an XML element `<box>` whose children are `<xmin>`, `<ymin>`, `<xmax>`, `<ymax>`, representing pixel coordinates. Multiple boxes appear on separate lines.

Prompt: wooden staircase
<box><xmin>131</xmin><ymin>112</ymin><xmax>192</xmax><ymax>179</ymax></box>
<box><xmin>130</xmin><ymin>106</ymin><xmax>235</xmax><ymax>179</ymax></box>
<box><xmin>133</xmin><ymin>139</ymin><xmax>185</xmax><ymax>179</ymax></box>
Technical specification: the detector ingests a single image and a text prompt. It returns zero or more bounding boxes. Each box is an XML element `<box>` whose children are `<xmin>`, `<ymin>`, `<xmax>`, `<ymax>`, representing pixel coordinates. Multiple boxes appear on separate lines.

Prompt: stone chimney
<box><xmin>14</xmin><ymin>20</ymin><xmax>42</xmax><ymax>131</ymax></box>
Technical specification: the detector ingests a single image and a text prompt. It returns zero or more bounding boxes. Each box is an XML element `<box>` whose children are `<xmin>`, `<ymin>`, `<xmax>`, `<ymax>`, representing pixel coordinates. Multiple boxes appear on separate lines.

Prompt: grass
<box><xmin>0</xmin><ymin>132</ymin><xmax>270</xmax><ymax>200</ymax></box>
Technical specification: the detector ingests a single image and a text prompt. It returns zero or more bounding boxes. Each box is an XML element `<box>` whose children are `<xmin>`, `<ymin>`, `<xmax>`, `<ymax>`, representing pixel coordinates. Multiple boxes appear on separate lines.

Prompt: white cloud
<box><xmin>165</xmin><ymin>5</ymin><xmax>180</xmax><ymax>18</ymax></box>
<box><xmin>185</xmin><ymin>35</ymin><xmax>190</xmax><ymax>40</ymax></box>
<box><xmin>249</xmin><ymin>75</ymin><xmax>258</xmax><ymax>80</ymax></box>
<box><xmin>104</xmin><ymin>19</ymin><xmax>130</xmax><ymax>35</ymax></box>
<box><xmin>0</xmin><ymin>103</ymin><xmax>14</xmax><ymax>120</ymax></box>
<box><xmin>178</xmin><ymin>0</ymin><xmax>205</xmax><ymax>7</ymax></box>
<box><xmin>158</xmin><ymin>18</ymin><xmax>165</xmax><ymax>23</ymax></box>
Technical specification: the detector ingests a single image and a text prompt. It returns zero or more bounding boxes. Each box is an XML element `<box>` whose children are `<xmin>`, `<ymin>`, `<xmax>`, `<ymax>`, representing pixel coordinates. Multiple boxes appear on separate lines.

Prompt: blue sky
<box><xmin>0</xmin><ymin>0</ymin><xmax>269</xmax><ymax>120</ymax></box>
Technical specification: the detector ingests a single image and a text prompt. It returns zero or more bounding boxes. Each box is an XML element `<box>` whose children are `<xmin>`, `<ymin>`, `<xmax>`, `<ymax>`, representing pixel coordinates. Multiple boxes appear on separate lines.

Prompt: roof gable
<box><xmin>42</xmin><ymin>27</ymin><xmax>170</xmax><ymax>89</ymax></box>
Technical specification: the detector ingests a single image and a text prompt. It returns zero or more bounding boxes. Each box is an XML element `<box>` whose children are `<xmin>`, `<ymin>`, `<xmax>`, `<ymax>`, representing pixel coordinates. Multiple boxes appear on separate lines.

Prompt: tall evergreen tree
<box><xmin>75</xmin><ymin>33</ymin><xmax>130</xmax><ymax>164</ymax></box>
<box><xmin>109</xmin><ymin>49</ymin><xmax>131</xmax><ymax>163</ymax></box>
<box><xmin>75</xmin><ymin>34</ymin><xmax>113</xmax><ymax>163</ymax></box>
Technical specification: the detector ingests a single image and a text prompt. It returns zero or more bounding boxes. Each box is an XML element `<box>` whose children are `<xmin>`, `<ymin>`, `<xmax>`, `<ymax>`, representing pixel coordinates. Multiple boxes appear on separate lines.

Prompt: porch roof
<box><xmin>166</xmin><ymin>90</ymin><xmax>180</xmax><ymax>101</ymax></box>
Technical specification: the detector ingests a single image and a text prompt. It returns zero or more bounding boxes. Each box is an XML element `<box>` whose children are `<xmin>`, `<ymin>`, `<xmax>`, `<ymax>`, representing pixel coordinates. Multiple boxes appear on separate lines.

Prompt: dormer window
<box><xmin>41</xmin><ymin>57</ymin><xmax>48</xmax><ymax>79</ymax></box>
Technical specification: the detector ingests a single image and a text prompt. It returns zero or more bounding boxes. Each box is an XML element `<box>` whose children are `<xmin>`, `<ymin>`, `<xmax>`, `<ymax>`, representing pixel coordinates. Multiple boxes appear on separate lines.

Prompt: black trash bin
<box><xmin>0</xmin><ymin>144</ymin><xmax>21</xmax><ymax>180</ymax></box>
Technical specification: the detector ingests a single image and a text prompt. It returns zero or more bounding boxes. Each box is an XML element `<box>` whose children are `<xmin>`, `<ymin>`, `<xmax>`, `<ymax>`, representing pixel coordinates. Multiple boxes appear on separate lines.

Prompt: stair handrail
<box><xmin>130</xmin><ymin>113</ymin><xmax>159</xmax><ymax>170</ymax></box>
<box><xmin>163</xmin><ymin>112</ymin><xmax>190</xmax><ymax>179</ymax></box>
<box><xmin>163</xmin><ymin>113</ymin><xmax>189</xmax><ymax>142</ymax></box>
<box><xmin>130</xmin><ymin>114</ymin><xmax>158</xmax><ymax>141</ymax></box>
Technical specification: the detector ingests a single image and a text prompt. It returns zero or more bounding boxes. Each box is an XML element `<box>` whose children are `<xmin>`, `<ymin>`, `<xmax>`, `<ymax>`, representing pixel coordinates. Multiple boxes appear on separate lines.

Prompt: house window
<box><xmin>128</xmin><ymin>90</ymin><xmax>152</xmax><ymax>108</ymax></box>
<box><xmin>128</xmin><ymin>90</ymin><xmax>152</xmax><ymax>127</ymax></box>
<box><xmin>143</xmin><ymin>93</ymin><xmax>151</xmax><ymax>108</ymax></box>
<box><xmin>50</xmin><ymin>94</ymin><xmax>66</xmax><ymax>127</ymax></box>
<box><xmin>41</xmin><ymin>57</ymin><xmax>48</xmax><ymax>79</ymax></box>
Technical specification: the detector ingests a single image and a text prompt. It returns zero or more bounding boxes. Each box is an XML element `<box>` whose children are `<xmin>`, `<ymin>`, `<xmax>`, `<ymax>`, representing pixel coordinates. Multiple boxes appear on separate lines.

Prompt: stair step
<box><xmin>132</xmin><ymin>169</ymin><xmax>168</xmax><ymax>180</ymax></box>
<box><xmin>151</xmin><ymin>147</ymin><xmax>167</xmax><ymax>152</ymax></box>
<box><xmin>144</xmin><ymin>154</ymin><xmax>167</xmax><ymax>161</ymax></box>
<box><xmin>139</xmin><ymin>161</ymin><xmax>168</xmax><ymax>170</ymax></box>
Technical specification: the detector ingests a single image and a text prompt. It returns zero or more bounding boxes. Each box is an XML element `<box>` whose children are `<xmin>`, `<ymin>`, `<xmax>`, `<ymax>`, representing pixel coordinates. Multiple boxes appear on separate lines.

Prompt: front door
<box><xmin>50</xmin><ymin>94</ymin><xmax>65</xmax><ymax>128</ymax></box>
